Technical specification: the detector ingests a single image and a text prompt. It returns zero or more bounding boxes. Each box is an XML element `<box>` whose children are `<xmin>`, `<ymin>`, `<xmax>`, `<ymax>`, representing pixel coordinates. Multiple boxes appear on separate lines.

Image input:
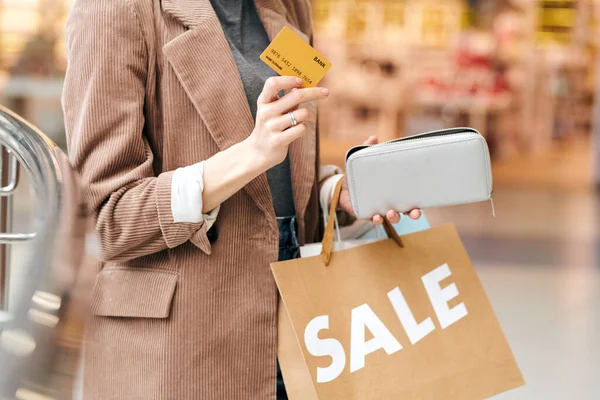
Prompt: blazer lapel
<box><xmin>254</xmin><ymin>0</ymin><xmax>310</xmax><ymax>47</ymax></box>
<box><xmin>161</xmin><ymin>0</ymin><xmax>212</xmax><ymax>28</ymax></box>
<box><xmin>162</xmin><ymin>0</ymin><xmax>275</xmax><ymax>218</ymax></box>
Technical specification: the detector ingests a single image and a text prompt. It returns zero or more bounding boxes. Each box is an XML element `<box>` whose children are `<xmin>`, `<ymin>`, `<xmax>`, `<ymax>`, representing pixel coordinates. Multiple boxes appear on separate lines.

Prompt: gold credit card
<box><xmin>260</xmin><ymin>26</ymin><xmax>332</xmax><ymax>88</ymax></box>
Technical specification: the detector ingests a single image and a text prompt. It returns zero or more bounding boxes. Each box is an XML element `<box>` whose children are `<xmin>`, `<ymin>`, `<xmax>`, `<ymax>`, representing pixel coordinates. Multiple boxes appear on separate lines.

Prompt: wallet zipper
<box><xmin>380</xmin><ymin>128</ymin><xmax>480</xmax><ymax>146</ymax></box>
<box><xmin>376</xmin><ymin>127</ymin><xmax>480</xmax><ymax>146</ymax></box>
<box><xmin>346</xmin><ymin>128</ymin><xmax>480</xmax><ymax>159</ymax></box>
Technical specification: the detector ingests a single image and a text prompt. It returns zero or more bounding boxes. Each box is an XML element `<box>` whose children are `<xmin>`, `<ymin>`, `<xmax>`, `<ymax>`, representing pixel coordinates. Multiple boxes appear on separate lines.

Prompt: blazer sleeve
<box><xmin>63</xmin><ymin>0</ymin><xmax>212</xmax><ymax>262</ymax></box>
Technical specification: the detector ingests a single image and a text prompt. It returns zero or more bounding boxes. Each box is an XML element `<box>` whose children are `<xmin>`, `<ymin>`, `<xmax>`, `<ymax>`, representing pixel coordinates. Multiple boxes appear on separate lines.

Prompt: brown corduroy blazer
<box><xmin>62</xmin><ymin>0</ymin><xmax>321</xmax><ymax>399</ymax></box>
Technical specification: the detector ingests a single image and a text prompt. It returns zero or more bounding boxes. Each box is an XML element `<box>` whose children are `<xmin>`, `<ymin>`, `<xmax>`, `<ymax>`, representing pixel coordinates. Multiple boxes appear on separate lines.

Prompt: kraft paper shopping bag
<box><xmin>272</xmin><ymin>179</ymin><xmax>524</xmax><ymax>400</ymax></box>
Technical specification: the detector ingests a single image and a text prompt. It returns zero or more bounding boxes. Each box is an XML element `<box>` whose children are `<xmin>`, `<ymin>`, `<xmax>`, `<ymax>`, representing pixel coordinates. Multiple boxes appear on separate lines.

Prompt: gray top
<box><xmin>210</xmin><ymin>0</ymin><xmax>296</xmax><ymax>218</ymax></box>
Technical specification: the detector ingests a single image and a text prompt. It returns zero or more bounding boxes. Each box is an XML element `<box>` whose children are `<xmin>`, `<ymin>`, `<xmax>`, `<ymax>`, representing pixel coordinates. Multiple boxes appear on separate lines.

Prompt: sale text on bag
<box><xmin>304</xmin><ymin>263</ymin><xmax>467</xmax><ymax>383</ymax></box>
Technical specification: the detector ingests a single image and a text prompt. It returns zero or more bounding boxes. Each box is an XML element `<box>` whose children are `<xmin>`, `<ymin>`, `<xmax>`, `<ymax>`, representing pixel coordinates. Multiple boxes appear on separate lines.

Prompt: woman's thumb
<box><xmin>362</xmin><ymin>135</ymin><xmax>378</xmax><ymax>145</ymax></box>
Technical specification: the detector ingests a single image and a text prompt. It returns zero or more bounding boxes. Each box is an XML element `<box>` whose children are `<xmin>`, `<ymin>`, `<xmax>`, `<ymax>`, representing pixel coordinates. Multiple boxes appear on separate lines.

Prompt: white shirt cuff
<box><xmin>319</xmin><ymin>164</ymin><xmax>343</xmax><ymax>182</ymax></box>
<box><xmin>171</xmin><ymin>161</ymin><xmax>220</xmax><ymax>229</ymax></box>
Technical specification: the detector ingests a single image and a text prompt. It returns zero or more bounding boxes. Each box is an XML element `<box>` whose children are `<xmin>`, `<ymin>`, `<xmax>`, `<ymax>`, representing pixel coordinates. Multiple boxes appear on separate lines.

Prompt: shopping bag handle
<box><xmin>320</xmin><ymin>177</ymin><xmax>404</xmax><ymax>266</ymax></box>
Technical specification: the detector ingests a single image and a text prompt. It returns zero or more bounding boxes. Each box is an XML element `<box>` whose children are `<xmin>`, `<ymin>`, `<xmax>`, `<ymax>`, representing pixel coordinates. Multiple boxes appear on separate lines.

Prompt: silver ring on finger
<box><xmin>288</xmin><ymin>111</ymin><xmax>298</xmax><ymax>127</ymax></box>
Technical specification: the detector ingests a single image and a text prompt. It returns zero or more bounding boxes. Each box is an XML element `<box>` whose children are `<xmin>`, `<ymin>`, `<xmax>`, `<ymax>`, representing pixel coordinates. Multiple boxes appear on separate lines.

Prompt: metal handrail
<box><xmin>0</xmin><ymin>153</ymin><xmax>20</xmax><ymax>196</ymax></box>
<box><xmin>0</xmin><ymin>106</ymin><xmax>66</xmax><ymax>399</ymax></box>
<box><xmin>0</xmin><ymin>150</ymin><xmax>36</xmax><ymax>244</ymax></box>
<box><xmin>0</xmin><ymin>233</ymin><xmax>37</xmax><ymax>244</ymax></box>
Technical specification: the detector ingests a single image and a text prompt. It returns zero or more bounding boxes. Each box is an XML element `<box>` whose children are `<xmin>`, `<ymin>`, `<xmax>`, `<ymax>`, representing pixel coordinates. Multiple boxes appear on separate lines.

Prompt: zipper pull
<box><xmin>490</xmin><ymin>193</ymin><xmax>496</xmax><ymax>218</ymax></box>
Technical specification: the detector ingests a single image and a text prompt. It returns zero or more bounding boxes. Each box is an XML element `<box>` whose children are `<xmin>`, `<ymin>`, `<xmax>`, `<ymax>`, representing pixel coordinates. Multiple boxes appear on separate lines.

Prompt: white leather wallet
<box><xmin>345</xmin><ymin>127</ymin><xmax>493</xmax><ymax>219</ymax></box>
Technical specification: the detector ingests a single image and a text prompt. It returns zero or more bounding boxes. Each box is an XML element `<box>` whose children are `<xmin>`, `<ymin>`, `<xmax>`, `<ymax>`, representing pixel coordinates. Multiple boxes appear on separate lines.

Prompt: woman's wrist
<box><xmin>201</xmin><ymin>138</ymin><xmax>270</xmax><ymax>212</ymax></box>
<box><xmin>240</xmin><ymin>136</ymin><xmax>273</xmax><ymax>174</ymax></box>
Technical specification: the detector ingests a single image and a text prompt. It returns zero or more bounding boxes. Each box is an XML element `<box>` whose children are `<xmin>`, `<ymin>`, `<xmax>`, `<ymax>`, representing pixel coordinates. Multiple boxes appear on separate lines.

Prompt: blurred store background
<box><xmin>0</xmin><ymin>0</ymin><xmax>599</xmax><ymax>398</ymax></box>
<box><xmin>0</xmin><ymin>0</ymin><xmax>71</xmax><ymax>146</ymax></box>
<box><xmin>314</xmin><ymin>0</ymin><xmax>598</xmax><ymax>187</ymax></box>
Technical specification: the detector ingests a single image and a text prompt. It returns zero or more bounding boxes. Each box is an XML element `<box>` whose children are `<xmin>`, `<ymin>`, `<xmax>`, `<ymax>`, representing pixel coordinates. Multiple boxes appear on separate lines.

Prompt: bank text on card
<box><xmin>260</xmin><ymin>26</ymin><xmax>332</xmax><ymax>88</ymax></box>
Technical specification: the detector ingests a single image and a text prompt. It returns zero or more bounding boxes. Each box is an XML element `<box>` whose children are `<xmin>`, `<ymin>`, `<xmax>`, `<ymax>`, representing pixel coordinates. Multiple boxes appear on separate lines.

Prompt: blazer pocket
<box><xmin>90</xmin><ymin>268</ymin><xmax>178</xmax><ymax>318</ymax></box>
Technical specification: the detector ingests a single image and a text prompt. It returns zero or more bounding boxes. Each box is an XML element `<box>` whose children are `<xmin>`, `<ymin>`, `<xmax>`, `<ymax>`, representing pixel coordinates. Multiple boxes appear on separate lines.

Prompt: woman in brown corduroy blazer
<box><xmin>63</xmin><ymin>0</ymin><xmax>420</xmax><ymax>399</ymax></box>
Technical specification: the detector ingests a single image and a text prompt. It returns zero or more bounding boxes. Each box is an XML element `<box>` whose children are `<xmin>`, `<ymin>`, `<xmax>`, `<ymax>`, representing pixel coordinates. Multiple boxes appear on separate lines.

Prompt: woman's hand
<box><xmin>203</xmin><ymin>76</ymin><xmax>329</xmax><ymax>212</ymax></box>
<box><xmin>338</xmin><ymin>135</ymin><xmax>422</xmax><ymax>225</ymax></box>
<box><xmin>247</xmin><ymin>76</ymin><xmax>329</xmax><ymax>169</ymax></box>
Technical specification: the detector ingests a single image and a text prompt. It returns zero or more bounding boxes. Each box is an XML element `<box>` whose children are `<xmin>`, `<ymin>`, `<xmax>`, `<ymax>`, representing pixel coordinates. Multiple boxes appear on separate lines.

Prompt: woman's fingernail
<box><xmin>322</xmin><ymin>88</ymin><xmax>330</xmax><ymax>96</ymax></box>
<box><xmin>296</xmin><ymin>78</ymin><xmax>303</xmax><ymax>85</ymax></box>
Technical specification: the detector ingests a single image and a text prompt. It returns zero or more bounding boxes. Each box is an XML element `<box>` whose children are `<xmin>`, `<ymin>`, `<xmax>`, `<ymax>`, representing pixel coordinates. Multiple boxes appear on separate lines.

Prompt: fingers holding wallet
<box><xmin>372</xmin><ymin>209</ymin><xmax>421</xmax><ymax>225</ymax></box>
